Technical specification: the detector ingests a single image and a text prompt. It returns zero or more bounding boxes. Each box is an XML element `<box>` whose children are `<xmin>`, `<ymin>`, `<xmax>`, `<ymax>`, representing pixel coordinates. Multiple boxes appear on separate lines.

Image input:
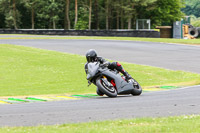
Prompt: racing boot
<box><xmin>123</xmin><ymin>71</ymin><xmax>138</xmax><ymax>85</ymax></box>
<box><xmin>113</xmin><ymin>62</ymin><xmax>133</xmax><ymax>81</ymax></box>
<box><xmin>123</xmin><ymin>71</ymin><xmax>133</xmax><ymax>81</ymax></box>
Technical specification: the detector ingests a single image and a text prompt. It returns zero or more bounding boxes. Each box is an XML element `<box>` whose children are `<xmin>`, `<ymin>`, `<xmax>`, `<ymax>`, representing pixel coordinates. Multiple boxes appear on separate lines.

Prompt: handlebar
<box><xmin>99</xmin><ymin>62</ymin><xmax>109</xmax><ymax>68</ymax></box>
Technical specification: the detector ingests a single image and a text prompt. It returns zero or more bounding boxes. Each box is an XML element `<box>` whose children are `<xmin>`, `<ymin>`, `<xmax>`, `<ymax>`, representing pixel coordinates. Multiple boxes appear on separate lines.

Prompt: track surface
<box><xmin>0</xmin><ymin>36</ymin><xmax>200</xmax><ymax>126</ymax></box>
<box><xmin>1</xmin><ymin>38</ymin><xmax>200</xmax><ymax>73</ymax></box>
<box><xmin>0</xmin><ymin>86</ymin><xmax>200</xmax><ymax>127</ymax></box>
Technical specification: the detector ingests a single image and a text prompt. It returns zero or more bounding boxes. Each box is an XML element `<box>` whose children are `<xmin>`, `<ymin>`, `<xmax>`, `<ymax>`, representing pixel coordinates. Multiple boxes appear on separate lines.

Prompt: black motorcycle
<box><xmin>86</xmin><ymin>62</ymin><xmax>142</xmax><ymax>97</ymax></box>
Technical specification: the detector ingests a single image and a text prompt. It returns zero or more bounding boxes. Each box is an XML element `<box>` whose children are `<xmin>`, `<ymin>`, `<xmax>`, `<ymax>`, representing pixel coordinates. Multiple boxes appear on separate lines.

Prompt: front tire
<box><xmin>96</xmin><ymin>78</ymin><xmax>117</xmax><ymax>97</ymax></box>
<box><xmin>96</xmin><ymin>88</ymin><xmax>104</xmax><ymax>96</ymax></box>
<box><xmin>131</xmin><ymin>79</ymin><xmax>142</xmax><ymax>96</ymax></box>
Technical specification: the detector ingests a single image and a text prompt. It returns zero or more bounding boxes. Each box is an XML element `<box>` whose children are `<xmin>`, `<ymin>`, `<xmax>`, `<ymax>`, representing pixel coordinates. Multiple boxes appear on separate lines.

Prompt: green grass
<box><xmin>0</xmin><ymin>44</ymin><xmax>200</xmax><ymax>96</ymax></box>
<box><xmin>1</xmin><ymin>115</ymin><xmax>200</xmax><ymax>133</ymax></box>
<box><xmin>0</xmin><ymin>35</ymin><xmax>200</xmax><ymax>45</ymax></box>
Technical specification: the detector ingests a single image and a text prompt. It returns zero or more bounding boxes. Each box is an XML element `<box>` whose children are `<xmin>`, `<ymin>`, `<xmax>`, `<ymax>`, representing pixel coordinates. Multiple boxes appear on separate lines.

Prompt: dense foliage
<box><xmin>182</xmin><ymin>0</ymin><xmax>200</xmax><ymax>18</ymax></box>
<box><xmin>0</xmin><ymin>0</ymin><xmax>185</xmax><ymax>29</ymax></box>
<box><xmin>182</xmin><ymin>0</ymin><xmax>200</xmax><ymax>27</ymax></box>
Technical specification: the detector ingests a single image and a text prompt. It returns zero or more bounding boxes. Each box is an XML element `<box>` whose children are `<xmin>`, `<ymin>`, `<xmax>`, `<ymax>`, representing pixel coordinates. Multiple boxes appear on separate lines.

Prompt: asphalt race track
<box><xmin>0</xmin><ymin>86</ymin><xmax>200</xmax><ymax>127</ymax></box>
<box><xmin>1</xmin><ymin>38</ymin><xmax>200</xmax><ymax>73</ymax></box>
<box><xmin>0</xmin><ymin>35</ymin><xmax>200</xmax><ymax>126</ymax></box>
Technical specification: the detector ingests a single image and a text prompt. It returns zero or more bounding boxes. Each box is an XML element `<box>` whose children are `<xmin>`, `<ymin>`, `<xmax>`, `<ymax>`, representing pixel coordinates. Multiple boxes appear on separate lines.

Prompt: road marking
<box><xmin>0</xmin><ymin>85</ymin><xmax>186</xmax><ymax>105</ymax></box>
<box><xmin>160</xmin><ymin>86</ymin><xmax>179</xmax><ymax>89</ymax></box>
<box><xmin>56</xmin><ymin>96</ymin><xmax>79</xmax><ymax>100</ymax></box>
<box><xmin>72</xmin><ymin>94</ymin><xmax>92</xmax><ymax>98</ymax></box>
<box><xmin>0</xmin><ymin>99</ymin><xmax>21</xmax><ymax>104</ymax></box>
<box><xmin>40</xmin><ymin>96</ymin><xmax>61</xmax><ymax>100</ymax></box>
<box><xmin>0</xmin><ymin>100</ymin><xmax>9</xmax><ymax>104</ymax></box>
<box><xmin>8</xmin><ymin>98</ymin><xmax>29</xmax><ymax>102</ymax></box>
<box><xmin>143</xmin><ymin>88</ymin><xmax>164</xmax><ymax>91</ymax></box>
<box><xmin>26</xmin><ymin>97</ymin><xmax>47</xmax><ymax>101</ymax></box>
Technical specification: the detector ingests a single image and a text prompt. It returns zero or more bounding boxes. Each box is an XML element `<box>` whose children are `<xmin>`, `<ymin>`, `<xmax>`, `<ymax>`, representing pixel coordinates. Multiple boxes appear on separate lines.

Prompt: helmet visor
<box><xmin>87</xmin><ymin>56</ymin><xmax>95</xmax><ymax>62</ymax></box>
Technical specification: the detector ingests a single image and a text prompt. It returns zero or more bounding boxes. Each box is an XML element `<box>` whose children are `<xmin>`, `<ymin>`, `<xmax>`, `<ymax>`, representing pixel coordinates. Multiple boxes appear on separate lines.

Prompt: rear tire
<box><xmin>96</xmin><ymin>78</ymin><xmax>117</xmax><ymax>97</ymax></box>
<box><xmin>131</xmin><ymin>79</ymin><xmax>142</xmax><ymax>96</ymax></box>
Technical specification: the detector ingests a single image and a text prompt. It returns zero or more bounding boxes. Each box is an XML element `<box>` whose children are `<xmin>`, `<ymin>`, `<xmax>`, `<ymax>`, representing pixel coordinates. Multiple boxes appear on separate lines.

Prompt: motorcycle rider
<box><xmin>85</xmin><ymin>49</ymin><xmax>133</xmax><ymax>81</ymax></box>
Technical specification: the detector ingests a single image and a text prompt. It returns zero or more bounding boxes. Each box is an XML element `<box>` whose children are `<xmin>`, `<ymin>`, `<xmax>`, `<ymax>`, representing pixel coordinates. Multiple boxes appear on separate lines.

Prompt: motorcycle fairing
<box><xmin>100</xmin><ymin>69</ymin><xmax>134</xmax><ymax>94</ymax></box>
<box><xmin>86</xmin><ymin>62</ymin><xmax>99</xmax><ymax>80</ymax></box>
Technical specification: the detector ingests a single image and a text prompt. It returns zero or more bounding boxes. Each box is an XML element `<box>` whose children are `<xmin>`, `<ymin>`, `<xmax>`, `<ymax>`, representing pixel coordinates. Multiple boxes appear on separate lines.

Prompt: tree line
<box><xmin>0</xmin><ymin>0</ymin><xmax>185</xmax><ymax>30</ymax></box>
<box><xmin>182</xmin><ymin>0</ymin><xmax>200</xmax><ymax>18</ymax></box>
<box><xmin>182</xmin><ymin>0</ymin><xmax>200</xmax><ymax>27</ymax></box>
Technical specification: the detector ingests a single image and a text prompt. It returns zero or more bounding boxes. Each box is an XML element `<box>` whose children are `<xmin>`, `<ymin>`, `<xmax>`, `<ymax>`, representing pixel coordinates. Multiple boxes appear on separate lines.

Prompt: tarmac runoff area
<box><xmin>0</xmin><ymin>86</ymin><xmax>179</xmax><ymax>105</ymax></box>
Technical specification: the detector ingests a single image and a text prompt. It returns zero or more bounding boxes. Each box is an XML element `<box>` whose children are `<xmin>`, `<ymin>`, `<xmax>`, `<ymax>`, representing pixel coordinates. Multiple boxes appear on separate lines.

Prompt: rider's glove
<box><xmin>103</xmin><ymin>61</ymin><xmax>110</xmax><ymax>67</ymax></box>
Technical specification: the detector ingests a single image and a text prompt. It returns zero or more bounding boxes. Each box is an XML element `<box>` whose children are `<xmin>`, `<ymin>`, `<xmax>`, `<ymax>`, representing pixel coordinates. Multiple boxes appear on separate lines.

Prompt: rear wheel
<box><xmin>96</xmin><ymin>78</ymin><xmax>117</xmax><ymax>97</ymax></box>
<box><xmin>131</xmin><ymin>79</ymin><xmax>142</xmax><ymax>96</ymax></box>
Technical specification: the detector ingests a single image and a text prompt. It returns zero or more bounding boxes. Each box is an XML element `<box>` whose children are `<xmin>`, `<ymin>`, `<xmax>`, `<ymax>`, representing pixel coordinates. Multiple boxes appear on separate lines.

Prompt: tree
<box><xmin>190</xmin><ymin>15</ymin><xmax>200</xmax><ymax>27</ymax></box>
<box><xmin>120</xmin><ymin>0</ymin><xmax>124</xmax><ymax>29</ymax></box>
<box><xmin>24</xmin><ymin>0</ymin><xmax>40</xmax><ymax>29</ymax></box>
<box><xmin>122</xmin><ymin>0</ymin><xmax>157</xmax><ymax>29</ymax></box>
<box><xmin>94</xmin><ymin>0</ymin><xmax>99</xmax><ymax>29</ymax></box>
<box><xmin>74</xmin><ymin>0</ymin><xmax>78</xmax><ymax>28</ymax></box>
<box><xmin>127</xmin><ymin>0</ymin><xmax>134</xmax><ymax>29</ymax></box>
<box><xmin>88</xmin><ymin>0</ymin><xmax>92</xmax><ymax>29</ymax></box>
<box><xmin>37</xmin><ymin>0</ymin><xmax>62</xmax><ymax>29</ymax></box>
<box><xmin>64</xmin><ymin>0</ymin><xmax>71</xmax><ymax>29</ymax></box>
<box><xmin>147</xmin><ymin>0</ymin><xmax>185</xmax><ymax>26</ymax></box>
<box><xmin>0</xmin><ymin>13</ymin><xmax>5</xmax><ymax>28</ymax></box>
<box><xmin>0</xmin><ymin>0</ymin><xmax>186</xmax><ymax>30</ymax></box>
<box><xmin>105</xmin><ymin>0</ymin><xmax>110</xmax><ymax>30</ymax></box>
<box><xmin>113</xmin><ymin>0</ymin><xmax>121</xmax><ymax>29</ymax></box>
<box><xmin>182</xmin><ymin>0</ymin><xmax>200</xmax><ymax>18</ymax></box>
<box><xmin>74</xmin><ymin>5</ymin><xmax>89</xmax><ymax>30</ymax></box>
<box><xmin>0</xmin><ymin>0</ymin><xmax>22</xmax><ymax>29</ymax></box>
<box><xmin>12</xmin><ymin>0</ymin><xmax>17</xmax><ymax>29</ymax></box>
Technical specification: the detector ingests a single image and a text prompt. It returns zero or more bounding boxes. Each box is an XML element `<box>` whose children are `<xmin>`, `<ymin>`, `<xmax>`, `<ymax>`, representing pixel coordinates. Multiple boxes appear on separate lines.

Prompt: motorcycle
<box><xmin>85</xmin><ymin>62</ymin><xmax>142</xmax><ymax>97</ymax></box>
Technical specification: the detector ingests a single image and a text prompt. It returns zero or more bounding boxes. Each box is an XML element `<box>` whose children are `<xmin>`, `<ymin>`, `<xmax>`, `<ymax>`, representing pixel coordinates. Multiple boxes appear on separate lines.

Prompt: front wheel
<box><xmin>96</xmin><ymin>88</ymin><xmax>104</xmax><ymax>96</ymax></box>
<box><xmin>96</xmin><ymin>78</ymin><xmax>117</xmax><ymax>97</ymax></box>
<box><xmin>131</xmin><ymin>79</ymin><xmax>142</xmax><ymax>96</ymax></box>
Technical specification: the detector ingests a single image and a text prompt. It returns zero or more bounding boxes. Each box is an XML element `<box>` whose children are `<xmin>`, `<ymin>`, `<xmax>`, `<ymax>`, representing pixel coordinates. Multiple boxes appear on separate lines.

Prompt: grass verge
<box><xmin>0</xmin><ymin>115</ymin><xmax>200</xmax><ymax>133</ymax></box>
<box><xmin>0</xmin><ymin>44</ymin><xmax>200</xmax><ymax>96</ymax></box>
<box><xmin>0</xmin><ymin>34</ymin><xmax>200</xmax><ymax>45</ymax></box>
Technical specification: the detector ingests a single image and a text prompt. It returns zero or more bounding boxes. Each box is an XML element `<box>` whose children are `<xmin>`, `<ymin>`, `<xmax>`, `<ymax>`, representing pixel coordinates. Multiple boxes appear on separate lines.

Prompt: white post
<box><xmin>136</xmin><ymin>19</ymin><xmax>138</xmax><ymax>30</ymax></box>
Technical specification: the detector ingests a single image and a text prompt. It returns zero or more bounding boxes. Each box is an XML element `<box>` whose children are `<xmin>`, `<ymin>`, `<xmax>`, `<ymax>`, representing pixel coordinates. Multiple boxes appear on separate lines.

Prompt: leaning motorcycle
<box><xmin>85</xmin><ymin>62</ymin><xmax>142</xmax><ymax>97</ymax></box>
